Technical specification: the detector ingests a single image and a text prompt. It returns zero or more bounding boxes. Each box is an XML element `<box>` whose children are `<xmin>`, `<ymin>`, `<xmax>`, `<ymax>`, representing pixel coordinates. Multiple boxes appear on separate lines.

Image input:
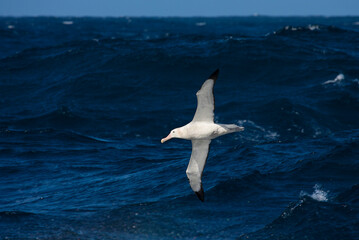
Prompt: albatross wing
<box><xmin>186</xmin><ymin>139</ymin><xmax>211</xmax><ymax>202</ymax></box>
<box><xmin>192</xmin><ymin>69</ymin><xmax>219</xmax><ymax>123</ymax></box>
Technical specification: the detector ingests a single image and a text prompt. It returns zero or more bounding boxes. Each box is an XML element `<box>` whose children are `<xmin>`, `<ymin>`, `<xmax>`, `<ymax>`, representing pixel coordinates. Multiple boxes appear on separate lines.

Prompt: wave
<box><xmin>2</xmin><ymin>106</ymin><xmax>87</xmax><ymax>130</ymax></box>
<box><xmin>281</xmin><ymin>139</ymin><xmax>359</xmax><ymax>192</ymax></box>
<box><xmin>336</xmin><ymin>184</ymin><xmax>359</xmax><ymax>205</ymax></box>
<box><xmin>0</xmin><ymin>210</ymin><xmax>35</xmax><ymax>217</ymax></box>
<box><xmin>205</xmin><ymin>170</ymin><xmax>266</xmax><ymax>199</ymax></box>
<box><xmin>300</xmin><ymin>184</ymin><xmax>329</xmax><ymax>202</ymax></box>
<box><xmin>1</xmin><ymin>127</ymin><xmax>114</xmax><ymax>148</ymax></box>
<box><xmin>248</xmin><ymin>98</ymin><xmax>333</xmax><ymax>141</ymax></box>
<box><xmin>270</xmin><ymin>24</ymin><xmax>349</xmax><ymax>36</ymax></box>
<box><xmin>322</xmin><ymin>73</ymin><xmax>345</xmax><ymax>85</ymax></box>
<box><xmin>239</xmin><ymin>186</ymin><xmax>359</xmax><ymax>239</ymax></box>
<box><xmin>234</xmin><ymin>119</ymin><xmax>279</xmax><ymax>143</ymax></box>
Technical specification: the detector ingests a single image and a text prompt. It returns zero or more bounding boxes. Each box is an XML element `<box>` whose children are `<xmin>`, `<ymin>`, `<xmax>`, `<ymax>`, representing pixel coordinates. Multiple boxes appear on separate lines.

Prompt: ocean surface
<box><xmin>0</xmin><ymin>16</ymin><xmax>359</xmax><ymax>239</ymax></box>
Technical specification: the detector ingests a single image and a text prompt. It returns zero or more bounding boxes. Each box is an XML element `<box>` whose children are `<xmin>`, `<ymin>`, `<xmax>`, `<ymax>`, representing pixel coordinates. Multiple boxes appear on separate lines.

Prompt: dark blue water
<box><xmin>1</xmin><ymin>17</ymin><xmax>359</xmax><ymax>239</ymax></box>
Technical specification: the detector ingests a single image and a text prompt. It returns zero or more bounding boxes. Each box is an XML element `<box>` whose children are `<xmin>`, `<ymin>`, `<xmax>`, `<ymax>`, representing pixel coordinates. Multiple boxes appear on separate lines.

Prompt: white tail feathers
<box><xmin>223</xmin><ymin>124</ymin><xmax>244</xmax><ymax>133</ymax></box>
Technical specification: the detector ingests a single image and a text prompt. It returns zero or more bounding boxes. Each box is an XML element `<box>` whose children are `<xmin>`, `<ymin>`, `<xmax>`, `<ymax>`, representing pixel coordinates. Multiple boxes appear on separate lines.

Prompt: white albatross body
<box><xmin>161</xmin><ymin>69</ymin><xmax>244</xmax><ymax>202</ymax></box>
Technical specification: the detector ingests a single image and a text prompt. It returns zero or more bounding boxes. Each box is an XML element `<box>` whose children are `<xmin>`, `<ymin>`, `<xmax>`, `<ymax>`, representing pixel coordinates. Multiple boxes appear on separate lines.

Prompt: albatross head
<box><xmin>161</xmin><ymin>128</ymin><xmax>181</xmax><ymax>143</ymax></box>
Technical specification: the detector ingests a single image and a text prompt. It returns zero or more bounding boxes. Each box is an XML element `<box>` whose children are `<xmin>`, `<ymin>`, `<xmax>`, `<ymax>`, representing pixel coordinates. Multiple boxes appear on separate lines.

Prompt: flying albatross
<box><xmin>161</xmin><ymin>69</ymin><xmax>244</xmax><ymax>202</ymax></box>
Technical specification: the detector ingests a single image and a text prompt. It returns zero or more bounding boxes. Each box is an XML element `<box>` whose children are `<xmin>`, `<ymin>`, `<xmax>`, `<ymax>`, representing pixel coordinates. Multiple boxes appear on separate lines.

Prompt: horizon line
<box><xmin>1</xmin><ymin>14</ymin><xmax>359</xmax><ymax>18</ymax></box>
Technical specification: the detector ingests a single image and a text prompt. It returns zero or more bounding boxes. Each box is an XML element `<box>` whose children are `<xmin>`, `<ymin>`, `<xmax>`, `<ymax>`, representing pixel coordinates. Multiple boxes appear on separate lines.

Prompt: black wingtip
<box><xmin>195</xmin><ymin>187</ymin><xmax>205</xmax><ymax>202</ymax></box>
<box><xmin>208</xmin><ymin>69</ymin><xmax>219</xmax><ymax>82</ymax></box>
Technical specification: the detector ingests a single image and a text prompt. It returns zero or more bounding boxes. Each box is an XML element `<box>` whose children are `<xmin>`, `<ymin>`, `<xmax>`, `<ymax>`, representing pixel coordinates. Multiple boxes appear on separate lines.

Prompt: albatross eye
<box><xmin>172</xmin><ymin>131</ymin><xmax>175</xmax><ymax>134</ymax></box>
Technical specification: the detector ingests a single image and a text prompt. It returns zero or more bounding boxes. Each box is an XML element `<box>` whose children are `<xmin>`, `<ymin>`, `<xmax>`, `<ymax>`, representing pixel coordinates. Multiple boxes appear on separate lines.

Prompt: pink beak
<box><xmin>161</xmin><ymin>134</ymin><xmax>172</xmax><ymax>143</ymax></box>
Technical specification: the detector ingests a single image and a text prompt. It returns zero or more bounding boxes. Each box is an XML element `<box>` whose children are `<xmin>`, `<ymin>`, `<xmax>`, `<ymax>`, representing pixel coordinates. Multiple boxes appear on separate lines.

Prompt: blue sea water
<box><xmin>0</xmin><ymin>16</ymin><xmax>359</xmax><ymax>239</ymax></box>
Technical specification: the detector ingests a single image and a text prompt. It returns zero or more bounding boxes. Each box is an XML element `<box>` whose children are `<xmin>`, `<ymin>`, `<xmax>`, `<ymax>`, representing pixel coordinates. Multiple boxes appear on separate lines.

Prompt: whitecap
<box><xmin>308</xmin><ymin>24</ymin><xmax>320</xmax><ymax>31</ymax></box>
<box><xmin>322</xmin><ymin>73</ymin><xmax>344</xmax><ymax>85</ymax></box>
<box><xmin>196</xmin><ymin>22</ymin><xmax>206</xmax><ymax>27</ymax></box>
<box><xmin>62</xmin><ymin>21</ymin><xmax>73</xmax><ymax>25</ymax></box>
<box><xmin>353</xmin><ymin>22</ymin><xmax>359</xmax><ymax>25</ymax></box>
<box><xmin>300</xmin><ymin>184</ymin><xmax>328</xmax><ymax>202</ymax></box>
<box><xmin>7</xmin><ymin>25</ymin><xmax>15</xmax><ymax>29</ymax></box>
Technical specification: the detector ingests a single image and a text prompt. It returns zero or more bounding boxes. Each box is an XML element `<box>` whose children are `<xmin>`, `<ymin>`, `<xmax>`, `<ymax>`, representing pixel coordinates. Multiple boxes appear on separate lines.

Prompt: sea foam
<box><xmin>62</xmin><ymin>21</ymin><xmax>73</xmax><ymax>25</ymax></box>
<box><xmin>301</xmin><ymin>184</ymin><xmax>328</xmax><ymax>202</ymax></box>
<box><xmin>322</xmin><ymin>73</ymin><xmax>344</xmax><ymax>85</ymax></box>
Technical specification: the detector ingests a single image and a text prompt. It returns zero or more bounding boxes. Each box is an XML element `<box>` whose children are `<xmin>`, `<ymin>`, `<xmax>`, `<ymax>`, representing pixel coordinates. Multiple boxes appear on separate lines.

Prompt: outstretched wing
<box><xmin>186</xmin><ymin>139</ymin><xmax>211</xmax><ymax>202</ymax></box>
<box><xmin>192</xmin><ymin>69</ymin><xmax>219</xmax><ymax>123</ymax></box>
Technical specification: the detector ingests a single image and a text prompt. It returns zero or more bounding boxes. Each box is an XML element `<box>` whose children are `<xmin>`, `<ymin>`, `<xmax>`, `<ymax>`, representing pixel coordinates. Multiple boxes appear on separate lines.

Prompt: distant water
<box><xmin>1</xmin><ymin>17</ymin><xmax>359</xmax><ymax>239</ymax></box>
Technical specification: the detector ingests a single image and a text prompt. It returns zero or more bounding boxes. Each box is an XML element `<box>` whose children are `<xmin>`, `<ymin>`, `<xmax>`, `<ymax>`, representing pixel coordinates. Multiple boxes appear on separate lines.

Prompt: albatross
<box><xmin>161</xmin><ymin>69</ymin><xmax>244</xmax><ymax>202</ymax></box>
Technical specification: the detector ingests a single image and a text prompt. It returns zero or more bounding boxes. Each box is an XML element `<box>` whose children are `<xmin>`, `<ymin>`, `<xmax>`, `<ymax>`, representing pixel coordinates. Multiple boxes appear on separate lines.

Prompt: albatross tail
<box><xmin>221</xmin><ymin>124</ymin><xmax>244</xmax><ymax>133</ymax></box>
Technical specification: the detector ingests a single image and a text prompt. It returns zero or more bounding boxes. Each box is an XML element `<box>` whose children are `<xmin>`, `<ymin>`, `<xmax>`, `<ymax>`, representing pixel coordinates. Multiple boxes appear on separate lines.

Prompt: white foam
<box><xmin>265</xmin><ymin>131</ymin><xmax>279</xmax><ymax>139</ymax></box>
<box><xmin>301</xmin><ymin>184</ymin><xmax>328</xmax><ymax>202</ymax></box>
<box><xmin>353</xmin><ymin>22</ymin><xmax>359</xmax><ymax>25</ymax></box>
<box><xmin>282</xmin><ymin>184</ymin><xmax>328</xmax><ymax>219</ymax></box>
<box><xmin>236</xmin><ymin>119</ymin><xmax>279</xmax><ymax>142</ymax></box>
<box><xmin>322</xmin><ymin>73</ymin><xmax>345</xmax><ymax>85</ymax></box>
<box><xmin>62</xmin><ymin>21</ymin><xmax>73</xmax><ymax>25</ymax></box>
<box><xmin>308</xmin><ymin>24</ymin><xmax>320</xmax><ymax>31</ymax></box>
<box><xmin>7</xmin><ymin>25</ymin><xmax>15</xmax><ymax>29</ymax></box>
<box><xmin>196</xmin><ymin>22</ymin><xmax>206</xmax><ymax>27</ymax></box>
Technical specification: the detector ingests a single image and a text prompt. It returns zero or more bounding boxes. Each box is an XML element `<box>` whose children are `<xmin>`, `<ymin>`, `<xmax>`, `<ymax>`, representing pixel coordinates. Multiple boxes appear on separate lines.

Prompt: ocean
<box><xmin>0</xmin><ymin>16</ymin><xmax>359</xmax><ymax>239</ymax></box>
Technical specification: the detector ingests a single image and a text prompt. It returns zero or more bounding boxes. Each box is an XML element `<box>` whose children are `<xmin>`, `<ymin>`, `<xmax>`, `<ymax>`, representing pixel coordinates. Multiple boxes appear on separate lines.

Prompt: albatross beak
<box><xmin>161</xmin><ymin>134</ymin><xmax>172</xmax><ymax>143</ymax></box>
